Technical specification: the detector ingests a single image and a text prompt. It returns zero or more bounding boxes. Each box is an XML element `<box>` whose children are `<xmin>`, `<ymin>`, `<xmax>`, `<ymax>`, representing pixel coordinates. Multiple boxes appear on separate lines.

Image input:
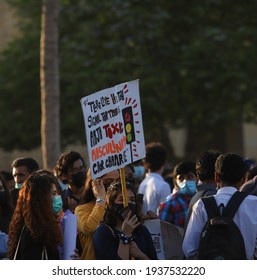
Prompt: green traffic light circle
<box><xmin>127</xmin><ymin>133</ymin><xmax>132</xmax><ymax>142</ymax></box>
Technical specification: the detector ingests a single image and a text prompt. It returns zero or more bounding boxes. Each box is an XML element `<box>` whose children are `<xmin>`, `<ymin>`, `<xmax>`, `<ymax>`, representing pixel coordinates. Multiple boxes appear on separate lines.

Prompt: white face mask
<box><xmin>177</xmin><ymin>180</ymin><xmax>197</xmax><ymax>196</ymax></box>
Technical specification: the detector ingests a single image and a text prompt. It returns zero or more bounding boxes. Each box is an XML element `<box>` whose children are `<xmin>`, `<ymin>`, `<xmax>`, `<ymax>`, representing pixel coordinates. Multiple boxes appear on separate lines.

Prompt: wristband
<box><xmin>96</xmin><ymin>198</ymin><xmax>104</xmax><ymax>203</ymax></box>
<box><xmin>116</xmin><ymin>231</ymin><xmax>135</xmax><ymax>244</ymax></box>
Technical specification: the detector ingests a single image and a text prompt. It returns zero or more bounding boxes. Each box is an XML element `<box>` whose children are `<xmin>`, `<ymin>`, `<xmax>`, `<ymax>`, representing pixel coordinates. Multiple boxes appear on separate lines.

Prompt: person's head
<box><xmin>8</xmin><ymin>169</ymin><xmax>63</xmax><ymax>258</ymax></box>
<box><xmin>0</xmin><ymin>171</ymin><xmax>15</xmax><ymax>191</ymax></box>
<box><xmin>196</xmin><ymin>149</ymin><xmax>221</xmax><ymax>183</ymax></box>
<box><xmin>124</xmin><ymin>164</ymin><xmax>135</xmax><ymax>182</ymax></box>
<box><xmin>0</xmin><ymin>174</ymin><xmax>13</xmax><ymax>215</ymax></box>
<box><xmin>133</xmin><ymin>160</ymin><xmax>145</xmax><ymax>182</ymax></box>
<box><xmin>173</xmin><ymin>161</ymin><xmax>197</xmax><ymax>195</ymax></box>
<box><xmin>81</xmin><ymin>168</ymin><xmax>120</xmax><ymax>204</ymax></box>
<box><xmin>11</xmin><ymin>157</ymin><xmax>39</xmax><ymax>189</ymax></box>
<box><xmin>103</xmin><ymin>182</ymin><xmax>141</xmax><ymax>228</ymax></box>
<box><xmin>240</xmin><ymin>175</ymin><xmax>257</xmax><ymax>196</ymax></box>
<box><xmin>143</xmin><ymin>142</ymin><xmax>167</xmax><ymax>172</ymax></box>
<box><xmin>54</xmin><ymin>151</ymin><xmax>87</xmax><ymax>190</ymax></box>
<box><xmin>99</xmin><ymin>169</ymin><xmax>120</xmax><ymax>190</ymax></box>
<box><xmin>244</xmin><ymin>158</ymin><xmax>257</xmax><ymax>171</ymax></box>
<box><xmin>215</xmin><ymin>153</ymin><xmax>246</xmax><ymax>188</ymax></box>
<box><xmin>246</xmin><ymin>166</ymin><xmax>257</xmax><ymax>181</ymax></box>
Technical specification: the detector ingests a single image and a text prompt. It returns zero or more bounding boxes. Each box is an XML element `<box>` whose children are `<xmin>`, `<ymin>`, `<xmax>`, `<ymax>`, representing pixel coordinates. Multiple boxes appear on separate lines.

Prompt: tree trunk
<box><xmin>40</xmin><ymin>0</ymin><xmax>60</xmax><ymax>169</ymax></box>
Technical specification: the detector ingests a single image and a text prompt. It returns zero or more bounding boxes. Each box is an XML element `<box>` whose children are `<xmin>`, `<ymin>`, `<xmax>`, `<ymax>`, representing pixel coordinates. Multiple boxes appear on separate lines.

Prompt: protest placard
<box><xmin>81</xmin><ymin>79</ymin><xmax>145</xmax><ymax>179</ymax></box>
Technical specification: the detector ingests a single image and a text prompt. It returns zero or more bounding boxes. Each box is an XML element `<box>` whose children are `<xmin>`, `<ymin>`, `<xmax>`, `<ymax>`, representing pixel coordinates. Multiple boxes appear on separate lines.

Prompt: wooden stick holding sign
<box><xmin>119</xmin><ymin>167</ymin><xmax>128</xmax><ymax>207</ymax></box>
<box><xmin>120</xmin><ymin>166</ymin><xmax>136</xmax><ymax>260</ymax></box>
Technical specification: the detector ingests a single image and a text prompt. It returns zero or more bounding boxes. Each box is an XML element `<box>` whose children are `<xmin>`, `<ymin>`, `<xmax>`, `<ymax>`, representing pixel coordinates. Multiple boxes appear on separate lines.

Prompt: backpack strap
<box><xmin>201</xmin><ymin>196</ymin><xmax>220</xmax><ymax>219</ymax></box>
<box><xmin>223</xmin><ymin>191</ymin><xmax>247</xmax><ymax>218</ymax></box>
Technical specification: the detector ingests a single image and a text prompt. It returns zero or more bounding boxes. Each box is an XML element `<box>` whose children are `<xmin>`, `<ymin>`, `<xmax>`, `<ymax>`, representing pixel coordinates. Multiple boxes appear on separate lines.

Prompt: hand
<box><xmin>70</xmin><ymin>248</ymin><xmax>80</xmax><ymax>260</ymax></box>
<box><xmin>92</xmin><ymin>179</ymin><xmax>106</xmax><ymax>200</ymax></box>
<box><xmin>121</xmin><ymin>211</ymin><xmax>140</xmax><ymax>236</ymax></box>
<box><xmin>141</xmin><ymin>210</ymin><xmax>159</xmax><ymax>220</ymax></box>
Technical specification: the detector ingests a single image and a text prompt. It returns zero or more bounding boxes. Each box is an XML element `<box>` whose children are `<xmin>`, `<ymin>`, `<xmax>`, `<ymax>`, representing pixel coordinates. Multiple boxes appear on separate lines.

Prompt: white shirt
<box><xmin>138</xmin><ymin>172</ymin><xmax>171</xmax><ymax>214</ymax></box>
<box><xmin>182</xmin><ymin>187</ymin><xmax>257</xmax><ymax>259</ymax></box>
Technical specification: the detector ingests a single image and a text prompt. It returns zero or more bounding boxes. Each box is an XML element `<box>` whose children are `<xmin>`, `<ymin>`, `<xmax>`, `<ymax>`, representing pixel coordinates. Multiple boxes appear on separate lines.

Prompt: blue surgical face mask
<box><xmin>15</xmin><ymin>182</ymin><xmax>23</xmax><ymax>189</ymax></box>
<box><xmin>52</xmin><ymin>195</ymin><xmax>63</xmax><ymax>214</ymax></box>
<box><xmin>58</xmin><ymin>180</ymin><xmax>68</xmax><ymax>191</ymax></box>
<box><xmin>134</xmin><ymin>166</ymin><xmax>145</xmax><ymax>180</ymax></box>
<box><xmin>177</xmin><ymin>180</ymin><xmax>197</xmax><ymax>196</ymax></box>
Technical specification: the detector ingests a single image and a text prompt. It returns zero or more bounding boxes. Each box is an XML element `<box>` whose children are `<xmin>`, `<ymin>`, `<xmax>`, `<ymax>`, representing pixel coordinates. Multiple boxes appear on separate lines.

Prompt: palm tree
<box><xmin>40</xmin><ymin>0</ymin><xmax>60</xmax><ymax>169</ymax></box>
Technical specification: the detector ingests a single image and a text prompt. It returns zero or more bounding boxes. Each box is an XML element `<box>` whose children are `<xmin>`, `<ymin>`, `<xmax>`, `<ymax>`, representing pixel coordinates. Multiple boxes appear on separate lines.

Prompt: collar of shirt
<box><xmin>216</xmin><ymin>186</ymin><xmax>238</xmax><ymax>195</ymax></box>
<box><xmin>145</xmin><ymin>172</ymin><xmax>164</xmax><ymax>180</ymax></box>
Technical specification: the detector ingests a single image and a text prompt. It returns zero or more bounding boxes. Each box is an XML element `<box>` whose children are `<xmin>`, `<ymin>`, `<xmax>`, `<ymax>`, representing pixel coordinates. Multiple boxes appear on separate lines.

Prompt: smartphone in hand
<box><xmin>119</xmin><ymin>206</ymin><xmax>132</xmax><ymax>219</ymax></box>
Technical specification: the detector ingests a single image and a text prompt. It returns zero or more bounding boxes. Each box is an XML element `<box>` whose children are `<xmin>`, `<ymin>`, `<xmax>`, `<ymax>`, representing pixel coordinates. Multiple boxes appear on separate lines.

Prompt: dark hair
<box><xmin>54</xmin><ymin>151</ymin><xmax>86</xmax><ymax>178</ymax></box>
<box><xmin>11</xmin><ymin>157</ymin><xmax>39</xmax><ymax>173</ymax></box>
<box><xmin>80</xmin><ymin>168</ymin><xmax>95</xmax><ymax>204</ymax></box>
<box><xmin>0</xmin><ymin>174</ymin><xmax>14</xmax><ymax>217</ymax></box>
<box><xmin>240</xmin><ymin>176</ymin><xmax>257</xmax><ymax>196</ymax></box>
<box><xmin>0</xmin><ymin>170</ymin><xmax>14</xmax><ymax>182</ymax></box>
<box><xmin>215</xmin><ymin>153</ymin><xmax>246</xmax><ymax>184</ymax></box>
<box><xmin>103</xmin><ymin>182</ymin><xmax>141</xmax><ymax>228</ymax></box>
<box><xmin>8</xmin><ymin>169</ymin><xmax>62</xmax><ymax>259</ymax></box>
<box><xmin>173</xmin><ymin>161</ymin><xmax>196</xmax><ymax>177</ymax></box>
<box><xmin>196</xmin><ymin>149</ymin><xmax>221</xmax><ymax>181</ymax></box>
<box><xmin>246</xmin><ymin>166</ymin><xmax>257</xmax><ymax>181</ymax></box>
<box><xmin>144</xmin><ymin>142</ymin><xmax>167</xmax><ymax>172</ymax></box>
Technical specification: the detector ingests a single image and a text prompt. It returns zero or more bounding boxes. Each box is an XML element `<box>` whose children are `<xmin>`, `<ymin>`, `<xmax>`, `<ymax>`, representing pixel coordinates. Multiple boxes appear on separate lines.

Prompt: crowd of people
<box><xmin>0</xmin><ymin>142</ymin><xmax>257</xmax><ymax>260</ymax></box>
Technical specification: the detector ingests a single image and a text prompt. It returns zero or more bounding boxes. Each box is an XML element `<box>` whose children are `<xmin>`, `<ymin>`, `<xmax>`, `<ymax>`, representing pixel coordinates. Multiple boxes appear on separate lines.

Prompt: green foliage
<box><xmin>1</xmin><ymin>0</ymin><xmax>257</xmax><ymax>154</ymax></box>
<box><xmin>0</xmin><ymin>10</ymin><xmax>41</xmax><ymax>150</ymax></box>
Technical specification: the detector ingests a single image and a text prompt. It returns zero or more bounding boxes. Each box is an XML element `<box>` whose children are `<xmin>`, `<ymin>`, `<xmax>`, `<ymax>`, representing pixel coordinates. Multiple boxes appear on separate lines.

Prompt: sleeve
<box><xmin>75</xmin><ymin>203</ymin><xmax>105</xmax><ymax>235</ymax></box>
<box><xmin>182</xmin><ymin>199</ymin><xmax>208</xmax><ymax>258</ymax></box>
<box><xmin>0</xmin><ymin>231</ymin><xmax>8</xmax><ymax>258</ymax></box>
<box><xmin>159</xmin><ymin>182</ymin><xmax>171</xmax><ymax>204</ymax></box>
<box><xmin>158</xmin><ymin>200</ymin><xmax>173</xmax><ymax>223</ymax></box>
<box><xmin>93</xmin><ymin>224</ymin><xmax>121</xmax><ymax>260</ymax></box>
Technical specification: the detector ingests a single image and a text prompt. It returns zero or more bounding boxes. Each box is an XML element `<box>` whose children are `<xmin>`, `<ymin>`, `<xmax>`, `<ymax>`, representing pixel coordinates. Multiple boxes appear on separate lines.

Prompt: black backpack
<box><xmin>197</xmin><ymin>191</ymin><xmax>247</xmax><ymax>260</ymax></box>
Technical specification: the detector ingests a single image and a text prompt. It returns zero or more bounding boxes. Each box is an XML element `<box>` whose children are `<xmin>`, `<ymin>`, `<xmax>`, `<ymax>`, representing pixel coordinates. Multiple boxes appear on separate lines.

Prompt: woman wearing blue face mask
<box><xmin>93</xmin><ymin>182</ymin><xmax>157</xmax><ymax>260</ymax></box>
<box><xmin>158</xmin><ymin>161</ymin><xmax>197</xmax><ymax>229</ymax></box>
<box><xmin>8</xmin><ymin>169</ymin><xmax>80</xmax><ymax>260</ymax></box>
<box><xmin>8</xmin><ymin>170</ymin><xmax>63</xmax><ymax>259</ymax></box>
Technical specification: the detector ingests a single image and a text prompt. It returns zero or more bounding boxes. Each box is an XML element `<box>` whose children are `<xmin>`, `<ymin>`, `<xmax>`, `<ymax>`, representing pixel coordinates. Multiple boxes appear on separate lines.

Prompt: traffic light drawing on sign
<box><xmin>122</xmin><ymin>106</ymin><xmax>136</xmax><ymax>144</ymax></box>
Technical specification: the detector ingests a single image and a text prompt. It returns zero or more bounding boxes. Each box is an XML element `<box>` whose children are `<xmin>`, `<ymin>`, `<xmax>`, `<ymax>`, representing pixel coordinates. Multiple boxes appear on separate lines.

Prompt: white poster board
<box><xmin>81</xmin><ymin>79</ymin><xmax>145</xmax><ymax>179</ymax></box>
<box><xmin>62</xmin><ymin>213</ymin><xmax>77</xmax><ymax>260</ymax></box>
<box><xmin>143</xmin><ymin>219</ymin><xmax>165</xmax><ymax>260</ymax></box>
<box><xmin>143</xmin><ymin>219</ymin><xmax>184</xmax><ymax>260</ymax></box>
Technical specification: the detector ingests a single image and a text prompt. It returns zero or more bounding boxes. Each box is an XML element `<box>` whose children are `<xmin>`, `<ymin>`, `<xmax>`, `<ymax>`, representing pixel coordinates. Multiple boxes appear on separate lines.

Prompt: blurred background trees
<box><xmin>0</xmin><ymin>0</ymin><xmax>257</xmax><ymax>166</ymax></box>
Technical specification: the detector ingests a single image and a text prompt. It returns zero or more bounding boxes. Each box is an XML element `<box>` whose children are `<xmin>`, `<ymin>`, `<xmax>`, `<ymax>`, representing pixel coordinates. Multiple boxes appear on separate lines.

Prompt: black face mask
<box><xmin>71</xmin><ymin>171</ymin><xmax>86</xmax><ymax>189</ymax></box>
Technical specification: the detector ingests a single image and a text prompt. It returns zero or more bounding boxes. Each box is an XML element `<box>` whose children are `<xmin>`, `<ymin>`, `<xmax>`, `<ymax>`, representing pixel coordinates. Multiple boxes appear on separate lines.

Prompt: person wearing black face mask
<box><xmin>93</xmin><ymin>182</ymin><xmax>157</xmax><ymax>260</ymax></box>
<box><xmin>54</xmin><ymin>151</ymin><xmax>87</xmax><ymax>213</ymax></box>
